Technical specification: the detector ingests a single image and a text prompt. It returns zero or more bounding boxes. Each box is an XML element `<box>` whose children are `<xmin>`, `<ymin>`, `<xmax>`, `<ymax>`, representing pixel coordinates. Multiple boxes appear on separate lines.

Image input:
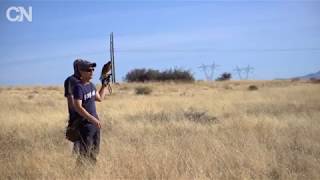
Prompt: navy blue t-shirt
<box><xmin>73</xmin><ymin>82</ymin><xmax>99</xmax><ymax>121</ymax></box>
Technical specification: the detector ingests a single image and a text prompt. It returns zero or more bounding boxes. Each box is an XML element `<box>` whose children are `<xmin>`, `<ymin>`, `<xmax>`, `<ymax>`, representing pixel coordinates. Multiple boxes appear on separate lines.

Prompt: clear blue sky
<box><xmin>0</xmin><ymin>0</ymin><xmax>320</xmax><ymax>85</ymax></box>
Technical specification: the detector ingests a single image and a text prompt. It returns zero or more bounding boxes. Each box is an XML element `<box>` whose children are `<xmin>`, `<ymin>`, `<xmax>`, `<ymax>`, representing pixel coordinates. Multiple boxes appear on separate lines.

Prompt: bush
<box><xmin>310</xmin><ymin>78</ymin><xmax>320</xmax><ymax>84</ymax></box>
<box><xmin>125</xmin><ymin>68</ymin><xmax>194</xmax><ymax>82</ymax></box>
<box><xmin>183</xmin><ymin>107</ymin><xmax>218</xmax><ymax>124</ymax></box>
<box><xmin>216</xmin><ymin>72</ymin><xmax>232</xmax><ymax>81</ymax></box>
<box><xmin>248</xmin><ymin>85</ymin><xmax>258</xmax><ymax>91</ymax></box>
<box><xmin>291</xmin><ymin>78</ymin><xmax>300</xmax><ymax>82</ymax></box>
<box><xmin>135</xmin><ymin>86</ymin><xmax>152</xmax><ymax>95</ymax></box>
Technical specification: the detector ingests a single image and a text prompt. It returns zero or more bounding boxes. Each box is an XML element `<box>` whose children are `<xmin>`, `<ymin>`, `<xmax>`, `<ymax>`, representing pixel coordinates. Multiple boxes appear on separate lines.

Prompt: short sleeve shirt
<box><xmin>73</xmin><ymin>82</ymin><xmax>99</xmax><ymax>120</ymax></box>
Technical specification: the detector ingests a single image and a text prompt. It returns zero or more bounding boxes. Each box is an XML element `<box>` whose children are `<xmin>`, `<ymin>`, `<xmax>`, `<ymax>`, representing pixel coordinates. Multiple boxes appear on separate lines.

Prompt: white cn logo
<box><xmin>6</xmin><ymin>6</ymin><xmax>32</xmax><ymax>22</ymax></box>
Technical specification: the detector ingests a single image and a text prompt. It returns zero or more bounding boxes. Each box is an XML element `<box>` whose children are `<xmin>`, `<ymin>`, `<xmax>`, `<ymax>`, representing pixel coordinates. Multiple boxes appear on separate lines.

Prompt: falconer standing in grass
<box><xmin>64</xmin><ymin>59</ymin><xmax>81</xmax><ymax>154</ymax></box>
<box><xmin>72</xmin><ymin>59</ymin><xmax>109</xmax><ymax>166</ymax></box>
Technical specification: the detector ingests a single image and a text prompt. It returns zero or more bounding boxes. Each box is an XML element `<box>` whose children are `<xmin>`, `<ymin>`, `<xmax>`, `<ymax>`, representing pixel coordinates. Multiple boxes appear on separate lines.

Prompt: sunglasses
<box><xmin>83</xmin><ymin>68</ymin><xmax>95</xmax><ymax>72</ymax></box>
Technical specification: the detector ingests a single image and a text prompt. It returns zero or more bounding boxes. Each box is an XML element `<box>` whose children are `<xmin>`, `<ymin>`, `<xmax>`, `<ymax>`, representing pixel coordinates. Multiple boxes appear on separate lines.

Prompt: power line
<box><xmin>0</xmin><ymin>50</ymin><xmax>106</xmax><ymax>66</ymax></box>
<box><xmin>1</xmin><ymin>47</ymin><xmax>320</xmax><ymax>66</ymax></box>
<box><xmin>114</xmin><ymin>47</ymin><xmax>320</xmax><ymax>53</ymax></box>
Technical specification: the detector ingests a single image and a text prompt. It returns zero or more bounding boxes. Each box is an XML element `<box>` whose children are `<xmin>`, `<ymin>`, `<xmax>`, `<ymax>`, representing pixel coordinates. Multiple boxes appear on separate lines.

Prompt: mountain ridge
<box><xmin>293</xmin><ymin>70</ymin><xmax>320</xmax><ymax>80</ymax></box>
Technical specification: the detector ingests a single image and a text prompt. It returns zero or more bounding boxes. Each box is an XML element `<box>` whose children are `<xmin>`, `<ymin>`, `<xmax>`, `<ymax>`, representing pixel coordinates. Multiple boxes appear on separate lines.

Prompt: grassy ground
<box><xmin>0</xmin><ymin>80</ymin><xmax>320</xmax><ymax>179</ymax></box>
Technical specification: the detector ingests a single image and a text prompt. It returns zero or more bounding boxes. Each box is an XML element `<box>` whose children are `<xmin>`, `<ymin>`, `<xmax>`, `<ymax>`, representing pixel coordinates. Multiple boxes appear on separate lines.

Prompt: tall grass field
<box><xmin>1</xmin><ymin>80</ymin><xmax>319</xmax><ymax>179</ymax></box>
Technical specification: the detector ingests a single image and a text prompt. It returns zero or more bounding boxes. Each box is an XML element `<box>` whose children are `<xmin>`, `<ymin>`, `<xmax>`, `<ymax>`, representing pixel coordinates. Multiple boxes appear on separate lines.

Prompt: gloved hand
<box><xmin>101</xmin><ymin>74</ymin><xmax>111</xmax><ymax>86</ymax></box>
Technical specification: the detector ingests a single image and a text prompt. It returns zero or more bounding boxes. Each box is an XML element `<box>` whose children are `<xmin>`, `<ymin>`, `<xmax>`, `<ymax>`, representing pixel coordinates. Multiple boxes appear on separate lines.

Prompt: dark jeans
<box><xmin>77</xmin><ymin>122</ymin><xmax>100</xmax><ymax>165</ymax></box>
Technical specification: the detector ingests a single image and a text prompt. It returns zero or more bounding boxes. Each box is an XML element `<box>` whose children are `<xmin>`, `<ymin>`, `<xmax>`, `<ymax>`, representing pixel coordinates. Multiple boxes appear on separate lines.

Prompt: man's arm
<box><xmin>74</xmin><ymin>99</ymin><xmax>101</xmax><ymax>129</ymax></box>
<box><xmin>95</xmin><ymin>85</ymin><xmax>107</xmax><ymax>102</ymax></box>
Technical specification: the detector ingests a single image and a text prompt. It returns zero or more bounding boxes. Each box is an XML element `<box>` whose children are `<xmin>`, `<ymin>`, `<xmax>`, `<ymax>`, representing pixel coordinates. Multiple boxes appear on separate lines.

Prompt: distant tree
<box><xmin>216</xmin><ymin>72</ymin><xmax>232</xmax><ymax>81</ymax></box>
<box><xmin>125</xmin><ymin>68</ymin><xmax>194</xmax><ymax>82</ymax></box>
<box><xmin>124</xmin><ymin>68</ymin><xmax>148</xmax><ymax>82</ymax></box>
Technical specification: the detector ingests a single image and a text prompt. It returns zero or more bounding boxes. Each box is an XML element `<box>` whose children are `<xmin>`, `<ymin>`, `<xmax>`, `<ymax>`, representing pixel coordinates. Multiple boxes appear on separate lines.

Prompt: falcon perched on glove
<box><xmin>100</xmin><ymin>61</ymin><xmax>113</xmax><ymax>93</ymax></box>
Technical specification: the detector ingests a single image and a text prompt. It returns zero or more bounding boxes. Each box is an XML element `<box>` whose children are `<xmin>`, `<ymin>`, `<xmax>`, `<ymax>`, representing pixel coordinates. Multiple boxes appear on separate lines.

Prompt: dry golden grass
<box><xmin>0</xmin><ymin>80</ymin><xmax>320</xmax><ymax>180</ymax></box>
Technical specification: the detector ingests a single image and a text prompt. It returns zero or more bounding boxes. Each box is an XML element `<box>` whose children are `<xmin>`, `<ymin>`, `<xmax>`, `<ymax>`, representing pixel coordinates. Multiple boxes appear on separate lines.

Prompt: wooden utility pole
<box><xmin>110</xmin><ymin>32</ymin><xmax>116</xmax><ymax>83</ymax></box>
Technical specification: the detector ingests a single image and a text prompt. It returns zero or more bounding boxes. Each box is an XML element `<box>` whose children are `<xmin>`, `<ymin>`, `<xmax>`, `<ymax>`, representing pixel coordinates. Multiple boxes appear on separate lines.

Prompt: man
<box><xmin>64</xmin><ymin>59</ymin><xmax>81</xmax><ymax>153</ymax></box>
<box><xmin>72</xmin><ymin>59</ymin><xmax>108</xmax><ymax>165</ymax></box>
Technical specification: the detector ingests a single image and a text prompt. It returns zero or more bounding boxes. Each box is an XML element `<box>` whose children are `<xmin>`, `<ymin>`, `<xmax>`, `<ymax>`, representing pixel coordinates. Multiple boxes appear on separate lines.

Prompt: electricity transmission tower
<box><xmin>234</xmin><ymin>66</ymin><xmax>243</xmax><ymax>80</ymax></box>
<box><xmin>198</xmin><ymin>62</ymin><xmax>220</xmax><ymax>81</ymax></box>
<box><xmin>234</xmin><ymin>65</ymin><xmax>254</xmax><ymax>80</ymax></box>
<box><xmin>243</xmin><ymin>65</ymin><xmax>254</xmax><ymax>79</ymax></box>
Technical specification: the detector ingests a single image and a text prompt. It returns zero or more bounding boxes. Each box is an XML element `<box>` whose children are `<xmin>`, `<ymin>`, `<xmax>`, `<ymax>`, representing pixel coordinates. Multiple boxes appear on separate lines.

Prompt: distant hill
<box><xmin>293</xmin><ymin>70</ymin><xmax>320</xmax><ymax>80</ymax></box>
